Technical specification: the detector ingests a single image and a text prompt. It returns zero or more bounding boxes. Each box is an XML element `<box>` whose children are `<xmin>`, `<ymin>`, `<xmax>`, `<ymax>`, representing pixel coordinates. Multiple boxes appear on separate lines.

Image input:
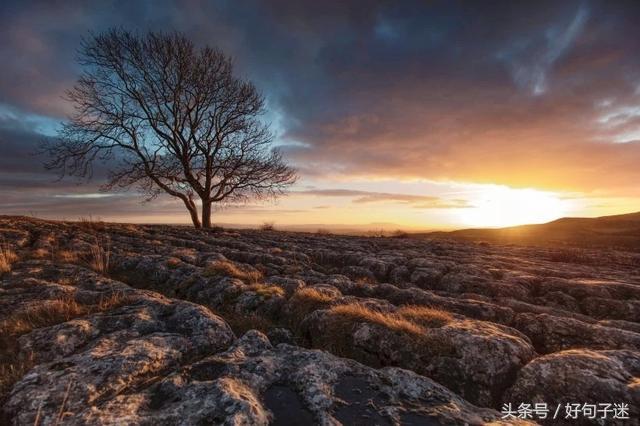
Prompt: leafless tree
<box><xmin>45</xmin><ymin>29</ymin><xmax>296</xmax><ymax>228</ymax></box>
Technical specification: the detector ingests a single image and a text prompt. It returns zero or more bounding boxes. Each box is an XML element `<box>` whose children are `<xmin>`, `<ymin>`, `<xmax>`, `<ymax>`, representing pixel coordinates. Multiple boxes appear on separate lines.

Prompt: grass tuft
<box><xmin>396</xmin><ymin>305</ymin><xmax>454</xmax><ymax>328</ymax></box>
<box><xmin>246</xmin><ymin>283</ymin><xmax>285</xmax><ymax>299</ymax></box>
<box><xmin>30</xmin><ymin>248</ymin><xmax>49</xmax><ymax>259</ymax></box>
<box><xmin>288</xmin><ymin>287</ymin><xmax>335</xmax><ymax>325</ymax></box>
<box><xmin>0</xmin><ymin>291</ymin><xmax>131</xmax><ymax>405</ymax></box>
<box><xmin>329</xmin><ymin>303</ymin><xmax>424</xmax><ymax>336</ymax></box>
<box><xmin>203</xmin><ymin>259</ymin><xmax>262</xmax><ymax>283</ymax></box>
<box><xmin>0</xmin><ymin>245</ymin><xmax>18</xmax><ymax>275</ymax></box>
<box><xmin>56</xmin><ymin>250</ymin><xmax>79</xmax><ymax>264</ymax></box>
<box><xmin>309</xmin><ymin>302</ymin><xmax>456</xmax><ymax>360</ymax></box>
<box><xmin>0</xmin><ymin>352</ymin><xmax>35</xmax><ymax>404</ymax></box>
<box><xmin>78</xmin><ymin>216</ymin><xmax>106</xmax><ymax>232</ymax></box>
<box><xmin>84</xmin><ymin>237</ymin><xmax>110</xmax><ymax>275</ymax></box>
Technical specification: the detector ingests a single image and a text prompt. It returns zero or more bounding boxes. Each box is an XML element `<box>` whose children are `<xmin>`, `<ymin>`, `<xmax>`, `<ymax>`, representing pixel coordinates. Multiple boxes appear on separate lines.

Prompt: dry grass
<box><xmin>1</xmin><ymin>292</ymin><xmax>130</xmax><ymax>338</ymax></box>
<box><xmin>122</xmin><ymin>224</ymin><xmax>140</xmax><ymax>234</ymax></box>
<box><xmin>288</xmin><ymin>287</ymin><xmax>335</xmax><ymax>324</ymax></box>
<box><xmin>56</xmin><ymin>249</ymin><xmax>79</xmax><ymax>264</ymax></box>
<box><xmin>329</xmin><ymin>304</ymin><xmax>424</xmax><ymax>336</ymax></box>
<box><xmin>78</xmin><ymin>216</ymin><xmax>106</xmax><ymax>232</ymax></box>
<box><xmin>203</xmin><ymin>259</ymin><xmax>263</xmax><ymax>283</ymax></box>
<box><xmin>305</xmin><ymin>302</ymin><xmax>420</xmax><ymax>358</ymax></box>
<box><xmin>355</xmin><ymin>276</ymin><xmax>377</xmax><ymax>285</ymax></box>
<box><xmin>4</xmin><ymin>298</ymin><xmax>87</xmax><ymax>336</ymax></box>
<box><xmin>246</xmin><ymin>283</ymin><xmax>285</xmax><ymax>299</ymax></box>
<box><xmin>95</xmin><ymin>291</ymin><xmax>133</xmax><ymax>312</ymax></box>
<box><xmin>58</xmin><ymin>276</ymin><xmax>79</xmax><ymax>286</ymax></box>
<box><xmin>0</xmin><ymin>352</ymin><xmax>35</xmax><ymax>405</ymax></box>
<box><xmin>0</xmin><ymin>291</ymin><xmax>130</xmax><ymax>404</ymax></box>
<box><xmin>30</xmin><ymin>248</ymin><xmax>49</xmax><ymax>259</ymax></box>
<box><xmin>396</xmin><ymin>305</ymin><xmax>453</xmax><ymax>328</ymax></box>
<box><xmin>311</xmin><ymin>302</ymin><xmax>456</xmax><ymax>360</ymax></box>
<box><xmin>0</xmin><ymin>245</ymin><xmax>18</xmax><ymax>275</ymax></box>
<box><xmin>85</xmin><ymin>237</ymin><xmax>110</xmax><ymax>275</ymax></box>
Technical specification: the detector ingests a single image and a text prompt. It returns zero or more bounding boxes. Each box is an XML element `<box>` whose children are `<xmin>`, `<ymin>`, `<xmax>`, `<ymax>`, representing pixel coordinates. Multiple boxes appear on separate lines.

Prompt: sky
<box><xmin>1</xmin><ymin>0</ymin><xmax>640</xmax><ymax>230</ymax></box>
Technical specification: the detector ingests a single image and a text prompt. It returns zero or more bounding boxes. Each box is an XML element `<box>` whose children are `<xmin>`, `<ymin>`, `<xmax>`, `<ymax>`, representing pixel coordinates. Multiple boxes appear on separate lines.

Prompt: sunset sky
<box><xmin>2</xmin><ymin>0</ymin><xmax>640</xmax><ymax>230</ymax></box>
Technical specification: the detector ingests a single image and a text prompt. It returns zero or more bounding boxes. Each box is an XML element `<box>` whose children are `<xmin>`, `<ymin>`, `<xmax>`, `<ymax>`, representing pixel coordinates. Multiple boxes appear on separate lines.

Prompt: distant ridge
<box><xmin>419</xmin><ymin>211</ymin><xmax>640</xmax><ymax>249</ymax></box>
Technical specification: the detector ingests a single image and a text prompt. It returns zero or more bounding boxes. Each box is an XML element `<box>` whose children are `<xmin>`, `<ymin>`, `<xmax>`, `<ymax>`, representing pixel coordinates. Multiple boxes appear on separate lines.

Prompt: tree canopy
<box><xmin>46</xmin><ymin>29</ymin><xmax>296</xmax><ymax>228</ymax></box>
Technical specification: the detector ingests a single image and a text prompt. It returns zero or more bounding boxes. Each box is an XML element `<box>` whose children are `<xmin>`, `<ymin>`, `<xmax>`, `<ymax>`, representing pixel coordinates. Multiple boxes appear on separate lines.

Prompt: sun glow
<box><xmin>457</xmin><ymin>185</ymin><xmax>572</xmax><ymax>228</ymax></box>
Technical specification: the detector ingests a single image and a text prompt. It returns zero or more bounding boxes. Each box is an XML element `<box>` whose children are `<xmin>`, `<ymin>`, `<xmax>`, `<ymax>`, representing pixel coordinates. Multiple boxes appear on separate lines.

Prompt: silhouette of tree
<box><xmin>46</xmin><ymin>29</ymin><xmax>296</xmax><ymax>228</ymax></box>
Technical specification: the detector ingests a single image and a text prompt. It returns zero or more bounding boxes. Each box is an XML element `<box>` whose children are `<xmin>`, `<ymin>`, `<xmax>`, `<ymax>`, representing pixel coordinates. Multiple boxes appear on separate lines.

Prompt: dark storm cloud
<box><xmin>2</xmin><ymin>0</ymin><xmax>640</xmax><ymax>220</ymax></box>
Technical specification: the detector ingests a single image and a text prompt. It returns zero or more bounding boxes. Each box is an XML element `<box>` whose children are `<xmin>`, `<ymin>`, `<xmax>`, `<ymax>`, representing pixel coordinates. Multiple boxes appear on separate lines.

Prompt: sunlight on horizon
<box><xmin>456</xmin><ymin>185</ymin><xmax>572</xmax><ymax>228</ymax></box>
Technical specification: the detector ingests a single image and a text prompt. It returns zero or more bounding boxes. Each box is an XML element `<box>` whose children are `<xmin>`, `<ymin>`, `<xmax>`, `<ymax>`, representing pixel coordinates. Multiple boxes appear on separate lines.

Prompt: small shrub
<box><xmin>259</xmin><ymin>221</ymin><xmax>275</xmax><ymax>231</ymax></box>
<box><xmin>203</xmin><ymin>259</ymin><xmax>263</xmax><ymax>283</ymax></box>
<box><xmin>316</xmin><ymin>228</ymin><xmax>331</xmax><ymax>235</ymax></box>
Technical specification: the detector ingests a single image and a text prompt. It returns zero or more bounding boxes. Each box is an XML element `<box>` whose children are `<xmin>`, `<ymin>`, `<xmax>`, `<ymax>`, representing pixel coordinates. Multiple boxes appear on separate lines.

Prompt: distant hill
<box><xmin>419</xmin><ymin>211</ymin><xmax>640</xmax><ymax>250</ymax></box>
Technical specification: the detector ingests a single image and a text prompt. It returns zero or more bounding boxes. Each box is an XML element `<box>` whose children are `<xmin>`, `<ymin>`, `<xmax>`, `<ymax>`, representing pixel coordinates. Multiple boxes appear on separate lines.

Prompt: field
<box><xmin>1</xmin><ymin>216</ymin><xmax>639</xmax><ymax>424</ymax></box>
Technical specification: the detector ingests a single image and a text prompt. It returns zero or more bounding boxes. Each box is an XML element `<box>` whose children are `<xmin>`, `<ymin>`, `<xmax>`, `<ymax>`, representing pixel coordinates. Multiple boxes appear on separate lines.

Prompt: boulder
<box><xmin>15</xmin><ymin>331</ymin><xmax>528</xmax><ymax>425</ymax></box>
<box><xmin>304</xmin><ymin>310</ymin><xmax>535</xmax><ymax>407</ymax></box>
<box><xmin>505</xmin><ymin>349</ymin><xmax>640</xmax><ymax>424</ymax></box>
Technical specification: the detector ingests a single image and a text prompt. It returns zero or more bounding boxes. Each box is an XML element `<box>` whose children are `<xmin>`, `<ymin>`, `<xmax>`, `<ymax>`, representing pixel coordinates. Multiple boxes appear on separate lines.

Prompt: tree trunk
<box><xmin>202</xmin><ymin>200</ymin><xmax>212</xmax><ymax>229</ymax></box>
<box><xmin>184</xmin><ymin>199</ymin><xmax>201</xmax><ymax>228</ymax></box>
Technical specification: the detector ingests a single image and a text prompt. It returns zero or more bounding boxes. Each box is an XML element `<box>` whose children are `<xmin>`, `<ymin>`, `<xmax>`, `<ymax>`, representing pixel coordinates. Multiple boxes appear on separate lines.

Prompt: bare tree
<box><xmin>45</xmin><ymin>29</ymin><xmax>296</xmax><ymax>228</ymax></box>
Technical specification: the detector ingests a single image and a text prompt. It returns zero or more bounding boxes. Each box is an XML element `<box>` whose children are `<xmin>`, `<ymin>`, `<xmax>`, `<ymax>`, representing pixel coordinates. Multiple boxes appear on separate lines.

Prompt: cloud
<box><xmin>499</xmin><ymin>6</ymin><xmax>589</xmax><ymax>95</ymax></box>
<box><xmin>295</xmin><ymin>189</ymin><xmax>470</xmax><ymax>208</ymax></box>
<box><xmin>2</xmin><ymin>0</ymin><xmax>640</xmax><ymax>223</ymax></box>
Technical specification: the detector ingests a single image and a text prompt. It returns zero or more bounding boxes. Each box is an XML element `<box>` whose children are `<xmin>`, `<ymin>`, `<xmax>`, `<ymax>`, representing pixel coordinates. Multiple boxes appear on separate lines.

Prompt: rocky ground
<box><xmin>0</xmin><ymin>216</ymin><xmax>639</xmax><ymax>425</ymax></box>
